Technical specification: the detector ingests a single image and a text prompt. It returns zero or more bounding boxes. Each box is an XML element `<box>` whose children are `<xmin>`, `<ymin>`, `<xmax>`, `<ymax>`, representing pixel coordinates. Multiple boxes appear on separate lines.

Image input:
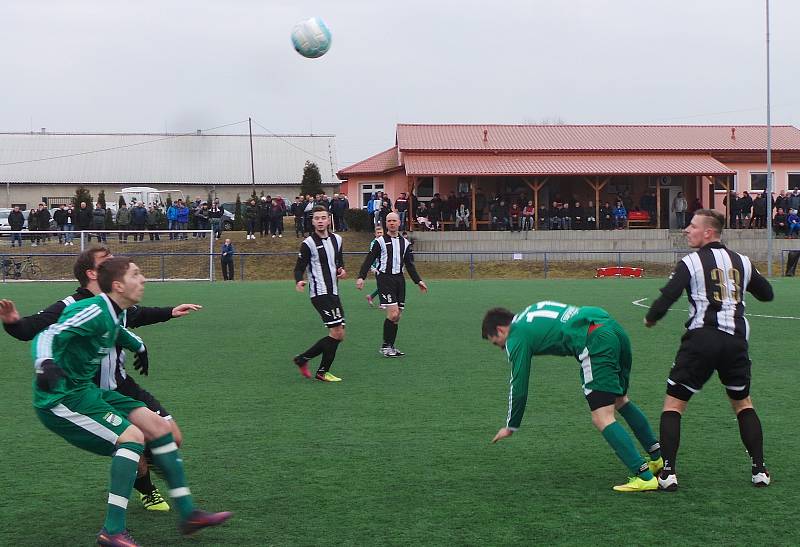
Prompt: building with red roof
<box><xmin>337</xmin><ymin>124</ymin><xmax>800</xmax><ymax>230</ymax></box>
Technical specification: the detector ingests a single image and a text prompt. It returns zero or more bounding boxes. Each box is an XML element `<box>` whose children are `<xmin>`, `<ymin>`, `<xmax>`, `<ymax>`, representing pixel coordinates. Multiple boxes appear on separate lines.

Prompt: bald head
<box><xmin>385</xmin><ymin>212</ymin><xmax>400</xmax><ymax>234</ymax></box>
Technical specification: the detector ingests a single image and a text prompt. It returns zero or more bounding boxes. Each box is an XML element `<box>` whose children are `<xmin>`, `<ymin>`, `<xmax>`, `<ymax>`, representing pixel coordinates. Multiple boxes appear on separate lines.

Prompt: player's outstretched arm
<box><xmin>171</xmin><ymin>304</ymin><xmax>203</xmax><ymax>317</ymax></box>
<box><xmin>0</xmin><ymin>299</ymin><xmax>20</xmax><ymax>324</ymax></box>
<box><xmin>3</xmin><ymin>299</ymin><xmax>66</xmax><ymax>341</ymax></box>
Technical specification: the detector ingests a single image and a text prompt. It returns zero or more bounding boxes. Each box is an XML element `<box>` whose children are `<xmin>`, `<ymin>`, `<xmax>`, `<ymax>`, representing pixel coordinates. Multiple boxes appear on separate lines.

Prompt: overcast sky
<box><xmin>2</xmin><ymin>0</ymin><xmax>798</xmax><ymax>168</ymax></box>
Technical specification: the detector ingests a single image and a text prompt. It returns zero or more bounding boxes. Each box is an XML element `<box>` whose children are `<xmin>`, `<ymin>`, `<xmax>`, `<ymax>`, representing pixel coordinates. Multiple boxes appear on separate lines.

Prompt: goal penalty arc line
<box><xmin>631</xmin><ymin>298</ymin><xmax>800</xmax><ymax>321</ymax></box>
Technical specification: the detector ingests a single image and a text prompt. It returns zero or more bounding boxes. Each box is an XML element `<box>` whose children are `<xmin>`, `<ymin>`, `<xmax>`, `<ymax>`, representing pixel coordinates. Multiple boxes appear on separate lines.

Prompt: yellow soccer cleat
<box><xmin>612</xmin><ymin>475</ymin><xmax>658</xmax><ymax>492</ymax></box>
<box><xmin>140</xmin><ymin>488</ymin><xmax>171</xmax><ymax>511</ymax></box>
<box><xmin>315</xmin><ymin>372</ymin><xmax>342</xmax><ymax>382</ymax></box>
<box><xmin>648</xmin><ymin>457</ymin><xmax>664</xmax><ymax>477</ymax></box>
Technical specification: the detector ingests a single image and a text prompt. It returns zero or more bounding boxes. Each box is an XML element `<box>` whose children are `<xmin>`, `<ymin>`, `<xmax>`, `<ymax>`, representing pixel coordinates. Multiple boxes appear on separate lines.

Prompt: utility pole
<box><xmin>249</xmin><ymin>117</ymin><xmax>256</xmax><ymax>195</ymax></box>
<box><xmin>765</xmin><ymin>0</ymin><xmax>773</xmax><ymax>276</ymax></box>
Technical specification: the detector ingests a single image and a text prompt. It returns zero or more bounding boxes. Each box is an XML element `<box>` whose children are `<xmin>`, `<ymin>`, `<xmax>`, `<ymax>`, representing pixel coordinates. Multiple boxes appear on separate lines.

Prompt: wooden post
<box><xmin>584</xmin><ymin>176</ymin><xmax>609</xmax><ymax>229</ymax></box>
<box><xmin>470</xmin><ymin>180</ymin><xmax>477</xmax><ymax>231</ymax></box>
<box><xmin>407</xmin><ymin>176</ymin><xmax>414</xmax><ymax>232</ymax></box>
<box><xmin>656</xmin><ymin>176</ymin><xmax>661</xmax><ymax>229</ymax></box>
<box><xmin>524</xmin><ymin>177</ymin><xmax>548</xmax><ymax>230</ymax></box>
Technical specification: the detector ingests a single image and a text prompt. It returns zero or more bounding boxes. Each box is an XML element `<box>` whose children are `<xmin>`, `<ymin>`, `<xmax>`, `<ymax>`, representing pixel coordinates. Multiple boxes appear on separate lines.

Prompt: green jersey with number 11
<box><xmin>504</xmin><ymin>301</ymin><xmax>611</xmax><ymax>430</ymax></box>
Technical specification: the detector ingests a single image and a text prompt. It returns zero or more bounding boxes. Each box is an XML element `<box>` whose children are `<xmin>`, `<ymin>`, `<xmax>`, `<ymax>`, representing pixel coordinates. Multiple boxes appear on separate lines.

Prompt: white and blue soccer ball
<box><xmin>291</xmin><ymin>17</ymin><xmax>332</xmax><ymax>59</ymax></box>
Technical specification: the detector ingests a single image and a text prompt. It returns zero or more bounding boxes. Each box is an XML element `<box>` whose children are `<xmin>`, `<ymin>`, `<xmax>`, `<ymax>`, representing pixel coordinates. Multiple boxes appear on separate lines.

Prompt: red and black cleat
<box><xmin>293</xmin><ymin>355</ymin><xmax>312</xmax><ymax>378</ymax></box>
<box><xmin>96</xmin><ymin>528</ymin><xmax>140</xmax><ymax>547</ymax></box>
<box><xmin>180</xmin><ymin>509</ymin><xmax>234</xmax><ymax>536</ymax></box>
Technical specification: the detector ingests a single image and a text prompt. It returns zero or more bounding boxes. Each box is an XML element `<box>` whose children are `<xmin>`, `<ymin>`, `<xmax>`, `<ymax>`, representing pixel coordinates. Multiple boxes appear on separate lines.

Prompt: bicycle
<box><xmin>1</xmin><ymin>256</ymin><xmax>42</xmax><ymax>279</ymax></box>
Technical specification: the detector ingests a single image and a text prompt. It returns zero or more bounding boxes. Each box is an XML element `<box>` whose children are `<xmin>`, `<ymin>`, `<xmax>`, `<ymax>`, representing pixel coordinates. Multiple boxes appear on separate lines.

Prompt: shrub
<box><xmin>343</xmin><ymin>208</ymin><xmax>371</xmax><ymax>232</ymax></box>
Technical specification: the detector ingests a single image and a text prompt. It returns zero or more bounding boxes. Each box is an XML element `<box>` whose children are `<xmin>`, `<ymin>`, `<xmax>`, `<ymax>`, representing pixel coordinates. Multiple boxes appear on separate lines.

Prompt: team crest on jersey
<box><xmin>103</xmin><ymin>412</ymin><xmax>123</xmax><ymax>427</ymax></box>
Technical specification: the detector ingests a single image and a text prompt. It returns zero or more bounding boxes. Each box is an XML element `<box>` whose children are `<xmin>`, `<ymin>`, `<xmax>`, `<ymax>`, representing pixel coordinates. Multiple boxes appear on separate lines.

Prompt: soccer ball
<box><xmin>291</xmin><ymin>17</ymin><xmax>332</xmax><ymax>59</ymax></box>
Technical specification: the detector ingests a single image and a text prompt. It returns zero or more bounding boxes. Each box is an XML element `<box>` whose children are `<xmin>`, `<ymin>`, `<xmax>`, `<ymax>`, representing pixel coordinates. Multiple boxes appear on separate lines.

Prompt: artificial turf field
<box><xmin>1</xmin><ymin>278</ymin><xmax>799</xmax><ymax>546</ymax></box>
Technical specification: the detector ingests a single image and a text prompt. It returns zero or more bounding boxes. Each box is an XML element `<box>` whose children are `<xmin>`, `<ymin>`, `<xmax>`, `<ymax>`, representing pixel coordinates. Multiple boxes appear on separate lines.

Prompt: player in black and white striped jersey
<box><xmin>356</xmin><ymin>212</ymin><xmax>428</xmax><ymax>357</ymax></box>
<box><xmin>645</xmin><ymin>209</ymin><xmax>774</xmax><ymax>491</ymax></box>
<box><xmin>293</xmin><ymin>206</ymin><xmax>347</xmax><ymax>382</ymax></box>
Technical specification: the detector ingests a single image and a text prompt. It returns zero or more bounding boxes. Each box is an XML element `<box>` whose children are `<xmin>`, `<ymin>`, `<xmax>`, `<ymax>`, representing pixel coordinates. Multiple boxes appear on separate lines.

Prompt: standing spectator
<box><xmin>175</xmin><ymin>200</ymin><xmax>189</xmax><ymax>240</ymax></box>
<box><xmin>244</xmin><ymin>199</ymin><xmax>258</xmax><ymax>240</ymax></box>
<box><xmin>90</xmin><ymin>202</ymin><xmax>106</xmax><ymax>243</ymax></box>
<box><xmin>672</xmin><ymin>192</ymin><xmax>688</xmax><ymax>229</ymax></box>
<box><xmin>146</xmin><ymin>205</ymin><xmax>162</xmax><ymax>241</ymax></box>
<box><xmin>194</xmin><ymin>203</ymin><xmax>209</xmax><ymax>239</ymax></box>
<box><xmin>116</xmin><ymin>203</ymin><xmax>131</xmax><ymax>242</ymax></box>
<box><xmin>600</xmin><ymin>202</ymin><xmax>613</xmax><ymax>230</ymax></box>
<box><xmin>304</xmin><ymin>194</ymin><xmax>315</xmax><ymax>235</ymax></box>
<box><xmin>32</xmin><ymin>203</ymin><xmax>51</xmax><ymax>246</ymax></box>
<box><xmin>53</xmin><ymin>204</ymin><xmax>68</xmax><ymax>244</ymax></box>
<box><xmin>27</xmin><ymin>206</ymin><xmax>39</xmax><ymax>246</ymax></box>
<box><xmin>445</xmin><ymin>192</ymin><xmax>458</xmax><ymax>223</ymax></box>
<box><xmin>259</xmin><ymin>196</ymin><xmax>270</xmax><ymax>238</ymax></box>
<box><xmin>166</xmin><ymin>200</ymin><xmax>179</xmax><ymax>239</ymax></box>
<box><xmin>208</xmin><ymin>202</ymin><xmax>223</xmax><ymax>239</ymax></box>
<box><xmin>64</xmin><ymin>204</ymin><xmax>75</xmax><ymax>245</ymax></box>
<box><xmin>455</xmin><ymin>203</ymin><xmax>470</xmax><ymax>230</ymax></box>
<box><xmin>379</xmin><ymin>198</ymin><xmax>392</xmax><ymax>230</ymax></box>
<box><xmin>750</xmin><ymin>193</ymin><xmax>765</xmax><ymax>229</ymax></box>
<box><xmin>774</xmin><ymin>190</ymin><xmax>787</xmax><ymax>214</ymax></box>
<box><xmin>221</xmin><ymin>238</ymin><xmax>235</xmax><ymax>280</ymax></box>
<box><xmin>787</xmin><ymin>188</ymin><xmax>800</xmax><ymax>215</ymax></box>
<box><xmin>269</xmin><ymin>198</ymin><xmax>283</xmax><ymax>238</ymax></box>
<box><xmin>738</xmin><ymin>191</ymin><xmax>753</xmax><ymax>227</ymax></box>
<box><xmin>291</xmin><ymin>196</ymin><xmax>305</xmax><ymax>237</ymax></box>
<box><xmin>395</xmin><ymin>192</ymin><xmax>409</xmax><ymax>231</ymax></box>
<box><xmin>570</xmin><ymin>201</ymin><xmax>585</xmax><ymax>230</ymax></box>
<box><xmin>612</xmin><ymin>201</ymin><xmax>627</xmax><ymax>229</ymax></box>
<box><xmin>75</xmin><ymin>201</ymin><xmax>92</xmax><ymax>240</ymax></box>
<box><xmin>8</xmin><ymin>206</ymin><xmax>24</xmax><ymax>247</ymax></box>
<box><xmin>131</xmin><ymin>202</ymin><xmax>147</xmax><ymax>241</ymax></box>
<box><xmin>370</xmin><ymin>192</ymin><xmax>383</xmax><ymax>227</ymax></box>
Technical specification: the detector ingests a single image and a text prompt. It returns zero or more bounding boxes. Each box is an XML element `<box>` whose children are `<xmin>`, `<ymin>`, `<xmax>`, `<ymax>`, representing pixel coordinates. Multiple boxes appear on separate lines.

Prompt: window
<box><xmin>359</xmin><ymin>182</ymin><xmax>384</xmax><ymax>209</ymax></box>
<box><xmin>750</xmin><ymin>172</ymin><xmax>774</xmax><ymax>192</ymax></box>
<box><xmin>788</xmin><ymin>173</ymin><xmax>800</xmax><ymax>191</ymax></box>
<box><xmin>416</xmin><ymin>177</ymin><xmax>434</xmax><ymax>199</ymax></box>
<box><xmin>713</xmin><ymin>175</ymin><xmax>735</xmax><ymax>191</ymax></box>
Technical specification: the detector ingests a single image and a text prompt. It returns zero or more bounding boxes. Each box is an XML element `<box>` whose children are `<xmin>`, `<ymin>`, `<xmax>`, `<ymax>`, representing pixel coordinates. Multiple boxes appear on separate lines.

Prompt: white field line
<box><xmin>631</xmin><ymin>297</ymin><xmax>800</xmax><ymax>320</ymax></box>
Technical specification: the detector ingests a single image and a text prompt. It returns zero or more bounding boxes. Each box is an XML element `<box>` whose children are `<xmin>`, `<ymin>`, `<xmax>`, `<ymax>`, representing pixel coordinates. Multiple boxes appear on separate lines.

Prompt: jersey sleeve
<box><xmin>32</xmin><ymin>304</ymin><xmax>104</xmax><ymax>370</ymax></box>
<box><xmin>403</xmin><ymin>244</ymin><xmax>423</xmax><ymax>284</ymax></box>
<box><xmin>4</xmin><ymin>299</ymin><xmax>66</xmax><ymax>341</ymax></box>
<box><xmin>358</xmin><ymin>240</ymin><xmax>381</xmax><ymax>279</ymax></box>
<box><xmin>505</xmin><ymin>336</ymin><xmax>534</xmax><ymax>431</ymax></box>
<box><xmin>116</xmin><ymin>326</ymin><xmax>145</xmax><ymax>353</ymax></box>
<box><xmin>294</xmin><ymin>242</ymin><xmax>311</xmax><ymax>282</ymax></box>
<box><xmin>645</xmin><ymin>260</ymin><xmax>690</xmax><ymax>323</ymax></box>
<box><xmin>747</xmin><ymin>267</ymin><xmax>774</xmax><ymax>302</ymax></box>
<box><xmin>336</xmin><ymin>235</ymin><xmax>344</xmax><ymax>269</ymax></box>
<box><xmin>126</xmin><ymin>305</ymin><xmax>173</xmax><ymax>328</ymax></box>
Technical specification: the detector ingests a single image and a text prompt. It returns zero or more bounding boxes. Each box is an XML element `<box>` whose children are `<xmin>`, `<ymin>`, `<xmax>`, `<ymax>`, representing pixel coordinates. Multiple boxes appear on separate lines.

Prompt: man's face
<box><xmin>374</xmin><ymin>228</ymin><xmax>384</xmax><ymax>238</ymax></box>
<box><xmin>115</xmin><ymin>263</ymin><xmax>146</xmax><ymax>304</ymax></box>
<box><xmin>386</xmin><ymin>215</ymin><xmax>400</xmax><ymax>232</ymax></box>
<box><xmin>486</xmin><ymin>326</ymin><xmax>509</xmax><ymax>348</ymax></box>
<box><xmin>312</xmin><ymin>211</ymin><xmax>330</xmax><ymax>232</ymax></box>
<box><xmin>685</xmin><ymin>215</ymin><xmax>711</xmax><ymax>248</ymax></box>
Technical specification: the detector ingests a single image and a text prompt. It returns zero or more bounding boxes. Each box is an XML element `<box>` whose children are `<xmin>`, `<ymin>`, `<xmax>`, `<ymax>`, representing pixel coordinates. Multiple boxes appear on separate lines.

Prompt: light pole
<box><xmin>765</xmin><ymin>0</ymin><xmax>773</xmax><ymax>276</ymax></box>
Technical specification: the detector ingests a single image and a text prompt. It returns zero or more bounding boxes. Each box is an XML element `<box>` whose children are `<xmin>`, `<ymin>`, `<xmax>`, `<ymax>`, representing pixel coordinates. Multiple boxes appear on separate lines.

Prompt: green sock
<box><xmin>148</xmin><ymin>433</ymin><xmax>194</xmax><ymax>519</ymax></box>
<box><xmin>104</xmin><ymin>442</ymin><xmax>144</xmax><ymax>535</ymax></box>
<box><xmin>618</xmin><ymin>402</ymin><xmax>662</xmax><ymax>460</ymax></box>
<box><xmin>601</xmin><ymin>421</ymin><xmax>653</xmax><ymax>480</ymax></box>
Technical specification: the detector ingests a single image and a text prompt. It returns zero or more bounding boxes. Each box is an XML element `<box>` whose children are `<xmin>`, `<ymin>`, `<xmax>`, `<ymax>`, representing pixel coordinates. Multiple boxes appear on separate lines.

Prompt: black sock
<box><xmin>301</xmin><ymin>337</ymin><xmax>328</xmax><ymax>360</ymax></box>
<box><xmin>737</xmin><ymin>408</ymin><xmax>766</xmax><ymax>472</ymax></box>
<box><xmin>133</xmin><ymin>470</ymin><xmax>156</xmax><ymax>496</ymax></box>
<box><xmin>383</xmin><ymin>319</ymin><xmax>398</xmax><ymax>346</ymax></box>
<box><xmin>659</xmin><ymin>411</ymin><xmax>682</xmax><ymax>476</ymax></box>
<box><xmin>317</xmin><ymin>337</ymin><xmax>341</xmax><ymax>375</ymax></box>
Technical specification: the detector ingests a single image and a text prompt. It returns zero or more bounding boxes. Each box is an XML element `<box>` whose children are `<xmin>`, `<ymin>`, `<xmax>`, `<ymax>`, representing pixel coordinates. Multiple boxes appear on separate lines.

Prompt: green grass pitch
<box><xmin>1</xmin><ymin>278</ymin><xmax>799</xmax><ymax>546</ymax></box>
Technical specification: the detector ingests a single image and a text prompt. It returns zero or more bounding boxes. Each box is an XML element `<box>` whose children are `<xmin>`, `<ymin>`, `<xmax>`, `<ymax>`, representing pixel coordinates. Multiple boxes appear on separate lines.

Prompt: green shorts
<box><xmin>576</xmin><ymin>319</ymin><xmax>631</xmax><ymax>398</ymax></box>
<box><xmin>36</xmin><ymin>388</ymin><xmax>146</xmax><ymax>456</ymax></box>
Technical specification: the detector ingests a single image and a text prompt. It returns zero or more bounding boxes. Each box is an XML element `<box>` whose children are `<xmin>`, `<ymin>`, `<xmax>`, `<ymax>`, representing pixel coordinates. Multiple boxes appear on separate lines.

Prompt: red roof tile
<box><xmin>397</xmin><ymin>124</ymin><xmax>800</xmax><ymax>152</ymax></box>
<box><xmin>403</xmin><ymin>154</ymin><xmax>734</xmax><ymax>176</ymax></box>
<box><xmin>337</xmin><ymin>146</ymin><xmax>399</xmax><ymax>177</ymax></box>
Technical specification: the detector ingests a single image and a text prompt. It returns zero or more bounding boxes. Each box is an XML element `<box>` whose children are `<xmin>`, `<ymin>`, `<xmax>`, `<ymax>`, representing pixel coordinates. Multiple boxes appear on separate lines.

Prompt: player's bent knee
<box><xmin>726</xmin><ymin>385</ymin><xmax>751</xmax><ymax>402</ymax></box>
<box><xmin>729</xmin><ymin>395</ymin><xmax>753</xmax><ymax>413</ymax></box>
<box><xmin>118</xmin><ymin>424</ymin><xmax>144</xmax><ymax>445</ymax></box>
<box><xmin>329</xmin><ymin>326</ymin><xmax>345</xmax><ymax>340</ymax></box>
<box><xmin>666</xmin><ymin>381</ymin><xmax>694</xmax><ymax>403</ymax></box>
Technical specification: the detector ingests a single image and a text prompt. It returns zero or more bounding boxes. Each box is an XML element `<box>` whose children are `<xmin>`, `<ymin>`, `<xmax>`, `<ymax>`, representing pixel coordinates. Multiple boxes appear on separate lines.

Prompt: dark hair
<box><xmin>73</xmin><ymin>246</ymin><xmax>112</xmax><ymax>287</ymax></box>
<box><xmin>97</xmin><ymin>257</ymin><xmax>133</xmax><ymax>293</ymax></box>
<box><xmin>693</xmin><ymin>209</ymin><xmax>724</xmax><ymax>234</ymax></box>
<box><xmin>481</xmin><ymin>307</ymin><xmax>515</xmax><ymax>339</ymax></box>
<box><xmin>312</xmin><ymin>205</ymin><xmax>329</xmax><ymax>214</ymax></box>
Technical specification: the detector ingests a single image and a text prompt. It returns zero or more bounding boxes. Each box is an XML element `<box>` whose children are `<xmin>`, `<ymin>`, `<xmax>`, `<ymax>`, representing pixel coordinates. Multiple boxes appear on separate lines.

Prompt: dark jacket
<box><xmin>53</xmin><ymin>208</ymin><xmax>68</xmax><ymax>227</ymax></box>
<box><xmin>131</xmin><ymin>205</ymin><xmax>148</xmax><ymax>225</ymax></box>
<box><xmin>35</xmin><ymin>208</ymin><xmax>52</xmax><ymax>230</ymax></box>
<box><xmin>92</xmin><ymin>207</ymin><xmax>106</xmax><ymax>227</ymax></box>
<box><xmin>8</xmin><ymin>210</ymin><xmax>24</xmax><ymax>230</ymax></box>
<box><xmin>221</xmin><ymin>243</ymin><xmax>235</xmax><ymax>262</ymax></box>
<box><xmin>76</xmin><ymin>206</ymin><xmax>92</xmax><ymax>229</ymax></box>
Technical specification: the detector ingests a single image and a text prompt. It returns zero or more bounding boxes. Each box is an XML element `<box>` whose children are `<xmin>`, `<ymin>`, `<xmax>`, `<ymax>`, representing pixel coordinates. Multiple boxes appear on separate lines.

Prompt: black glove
<box><xmin>133</xmin><ymin>347</ymin><xmax>149</xmax><ymax>376</ymax></box>
<box><xmin>36</xmin><ymin>359</ymin><xmax>66</xmax><ymax>391</ymax></box>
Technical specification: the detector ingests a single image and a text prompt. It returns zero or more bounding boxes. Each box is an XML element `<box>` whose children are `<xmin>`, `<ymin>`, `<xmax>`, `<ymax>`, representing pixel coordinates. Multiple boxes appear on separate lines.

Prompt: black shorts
<box><xmin>376</xmin><ymin>273</ymin><xmax>405</xmax><ymax>309</ymax></box>
<box><xmin>311</xmin><ymin>294</ymin><xmax>345</xmax><ymax>327</ymax></box>
<box><xmin>667</xmin><ymin>328</ymin><xmax>751</xmax><ymax>400</ymax></box>
<box><xmin>115</xmin><ymin>375</ymin><xmax>173</xmax><ymax>420</ymax></box>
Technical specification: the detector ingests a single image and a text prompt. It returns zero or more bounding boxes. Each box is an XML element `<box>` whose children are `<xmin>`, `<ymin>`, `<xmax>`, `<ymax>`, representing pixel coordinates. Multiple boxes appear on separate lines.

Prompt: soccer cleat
<box><xmin>382</xmin><ymin>346</ymin><xmax>404</xmax><ymax>357</ymax></box>
<box><xmin>752</xmin><ymin>470</ymin><xmax>771</xmax><ymax>487</ymax></box>
<box><xmin>140</xmin><ymin>488</ymin><xmax>170</xmax><ymax>511</ymax></box>
<box><xmin>293</xmin><ymin>355</ymin><xmax>312</xmax><ymax>379</ymax></box>
<box><xmin>179</xmin><ymin>509</ymin><xmax>233</xmax><ymax>536</ymax></box>
<box><xmin>658</xmin><ymin>473</ymin><xmax>679</xmax><ymax>492</ymax></box>
<box><xmin>612</xmin><ymin>475</ymin><xmax>658</xmax><ymax>492</ymax></box>
<box><xmin>96</xmin><ymin>528</ymin><xmax>140</xmax><ymax>547</ymax></box>
<box><xmin>648</xmin><ymin>456</ymin><xmax>664</xmax><ymax>477</ymax></box>
<box><xmin>315</xmin><ymin>371</ymin><xmax>342</xmax><ymax>382</ymax></box>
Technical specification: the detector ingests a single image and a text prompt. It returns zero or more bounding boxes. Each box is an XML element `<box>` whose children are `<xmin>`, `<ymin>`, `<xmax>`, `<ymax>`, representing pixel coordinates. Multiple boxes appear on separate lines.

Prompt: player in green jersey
<box><xmin>31</xmin><ymin>257</ymin><xmax>231</xmax><ymax>546</ymax></box>
<box><xmin>482</xmin><ymin>301</ymin><xmax>663</xmax><ymax>492</ymax></box>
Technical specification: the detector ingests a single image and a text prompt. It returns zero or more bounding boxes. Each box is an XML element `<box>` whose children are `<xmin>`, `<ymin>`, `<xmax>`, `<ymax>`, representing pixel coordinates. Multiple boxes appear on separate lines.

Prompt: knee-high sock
<box><xmin>659</xmin><ymin>411</ymin><xmax>682</xmax><ymax>475</ymax></box>
<box><xmin>737</xmin><ymin>408</ymin><xmax>766</xmax><ymax>472</ymax></box>
<box><xmin>618</xmin><ymin>402</ymin><xmax>661</xmax><ymax>460</ymax></box>
<box><xmin>148</xmin><ymin>433</ymin><xmax>194</xmax><ymax>520</ymax></box>
<box><xmin>383</xmin><ymin>319</ymin><xmax>398</xmax><ymax>346</ymax></box>
<box><xmin>317</xmin><ymin>337</ymin><xmax>341</xmax><ymax>374</ymax></box>
<box><xmin>601</xmin><ymin>421</ymin><xmax>652</xmax><ymax>479</ymax></box>
<box><xmin>133</xmin><ymin>469</ymin><xmax>156</xmax><ymax>496</ymax></box>
<box><xmin>104</xmin><ymin>442</ymin><xmax>144</xmax><ymax>535</ymax></box>
<box><xmin>300</xmin><ymin>337</ymin><xmax>328</xmax><ymax>360</ymax></box>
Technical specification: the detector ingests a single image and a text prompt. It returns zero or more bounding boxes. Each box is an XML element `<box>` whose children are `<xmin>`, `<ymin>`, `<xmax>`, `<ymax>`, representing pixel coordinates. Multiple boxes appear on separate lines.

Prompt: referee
<box><xmin>356</xmin><ymin>212</ymin><xmax>427</xmax><ymax>357</ymax></box>
<box><xmin>644</xmin><ymin>209</ymin><xmax>774</xmax><ymax>490</ymax></box>
<box><xmin>293</xmin><ymin>206</ymin><xmax>347</xmax><ymax>382</ymax></box>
